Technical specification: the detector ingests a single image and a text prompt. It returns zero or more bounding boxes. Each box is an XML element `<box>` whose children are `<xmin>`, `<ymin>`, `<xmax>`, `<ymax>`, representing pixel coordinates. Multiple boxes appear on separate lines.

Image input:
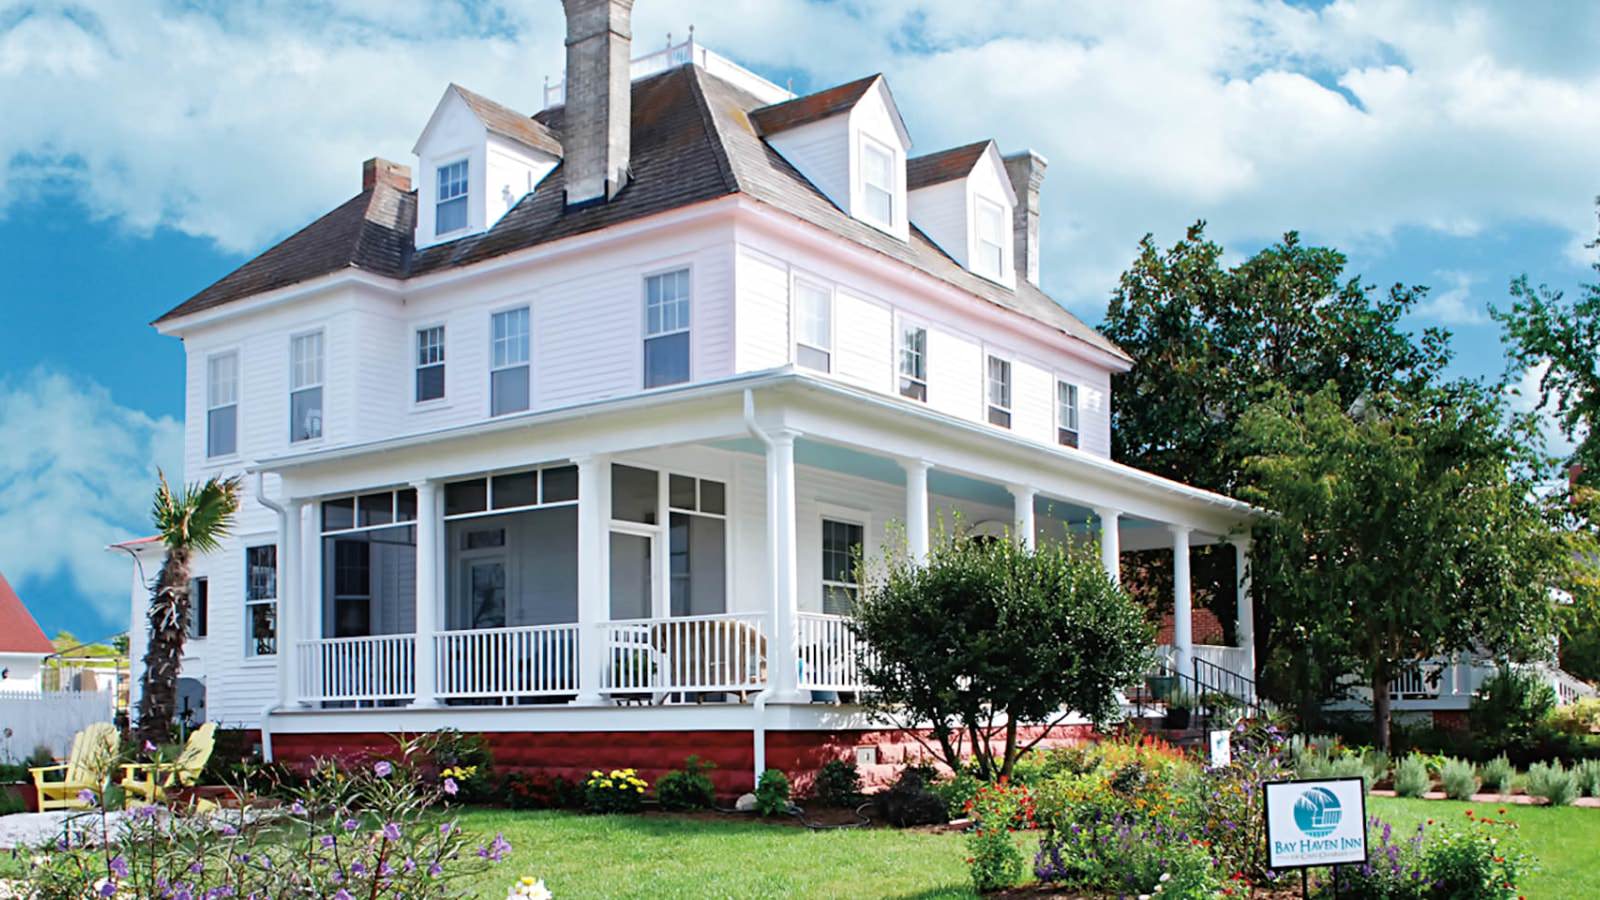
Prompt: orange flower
<box><xmin>1465</xmin><ymin>809</ymin><xmax>1473</xmax><ymax>817</ymax></box>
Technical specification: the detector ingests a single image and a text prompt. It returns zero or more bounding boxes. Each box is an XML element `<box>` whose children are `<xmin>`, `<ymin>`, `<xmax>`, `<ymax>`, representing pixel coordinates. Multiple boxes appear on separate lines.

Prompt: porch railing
<box><xmin>598</xmin><ymin>612</ymin><xmax>768</xmax><ymax>696</ymax></box>
<box><xmin>297</xmin><ymin>634</ymin><xmax>416</xmax><ymax>704</ymax></box>
<box><xmin>434</xmin><ymin>624</ymin><xmax>580</xmax><ymax>699</ymax></box>
<box><xmin>797</xmin><ymin>612</ymin><xmax>873</xmax><ymax>692</ymax></box>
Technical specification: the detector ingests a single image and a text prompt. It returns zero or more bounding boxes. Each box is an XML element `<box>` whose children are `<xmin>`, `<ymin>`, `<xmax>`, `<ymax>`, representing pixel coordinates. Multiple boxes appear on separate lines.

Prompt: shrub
<box><xmin>1548</xmin><ymin>697</ymin><xmax>1600</xmax><ymax>735</ymax></box>
<box><xmin>878</xmin><ymin>767</ymin><xmax>949</xmax><ymax>827</ymax></box>
<box><xmin>1525</xmin><ymin>761</ymin><xmax>1578</xmax><ymax>806</ymax></box>
<box><xmin>1330</xmin><ymin>754</ymin><xmax>1372</xmax><ymax>792</ymax></box>
<box><xmin>584</xmin><ymin>768</ymin><xmax>648</xmax><ymax>814</ymax></box>
<box><xmin>929</xmin><ymin>768</ymin><xmax>981</xmax><ymax>820</ymax></box>
<box><xmin>811</xmin><ymin>758</ymin><xmax>864</xmax><ymax>807</ymax></box>
<box><xmin>1394</xmin><ymin>753</ymin><xmax>1432</xmax><ymax>798</ymax></box>
<box><xmin>1440</xmin><ymin>758</ymin><xmax>1479</xmax><ymax>801</ymax></box>
<box><xmin>965</xmin><ymin>779</ymin><xmax>1035</xmax><ymax>893</ymax></box>
<box><xmin>754</xmin><ymin>768</ymin><xmax>791</xmax><ymax>817</ymax></box>
<box><xmin>1480</xmin><ymin>755</ymin><xmax>1515</xmax><ymax>796</ymax></box>
<box><xmin>1422</xmin><ymin>811</ymin><xmax>1528</xmax><ymax>899</ymax></box>
<box><xmin>656</xmin><ymin>756</ymin><xmax>717</xmax><ymax>811</ymax></box>
<box><xmin>1578</xmin><ymin>759</ymin><xmax>1600</xmax><ymax>798</ymax></box>
<box><xmin>422</xmin><ymin>728</ymin><xmax>496</xmax><ymax>805</ymax></box>
<box><xmin>504</xmin><ymin>772</ymin><xmax>581</xmax><ymax>810</ymax></box>
<box><xmin>1469</xmin><ymin>667</ymin><xmax>1557</xmax><ymax>753</ymax></box>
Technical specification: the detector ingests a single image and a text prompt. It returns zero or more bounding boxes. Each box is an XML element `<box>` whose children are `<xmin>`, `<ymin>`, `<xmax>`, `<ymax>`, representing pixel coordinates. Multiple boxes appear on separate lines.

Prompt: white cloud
<box><xmin>4</xmin><ymin>0</ymin><xmax>1600</xmax><ymax>312</ymax></box>
<box><xmin>0</xmin><ymin>369</ymin><xmax>182</xmax><ymax>625</ymax></box>
<box><xmin>1507</xmin><ymin>358</ymin><xmax>1583</xmax><ymax>462</ymax></box>
<box><xmin>1414</xmin><ymin>270</ymin><xmax>1486</xmax><ymax>325</ymax></box>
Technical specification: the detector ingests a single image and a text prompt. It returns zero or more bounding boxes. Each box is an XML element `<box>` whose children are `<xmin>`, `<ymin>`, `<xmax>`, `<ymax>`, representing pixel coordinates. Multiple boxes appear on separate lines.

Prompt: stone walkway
<box><xmin>0</xmin><ymin>810</ymin><xmax>124</xmax><ymax>851</ymax></box>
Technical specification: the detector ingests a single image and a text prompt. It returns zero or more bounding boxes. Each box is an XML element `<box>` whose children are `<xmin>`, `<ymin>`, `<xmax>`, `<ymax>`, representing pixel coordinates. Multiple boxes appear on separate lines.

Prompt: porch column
<box><xmin>574</xmin><ymin>455</ymin><xmax>607</xmax><ymax>705</ymax></box>
<box><xmin>1008</xmin><ymin>483</ymin><xmax>1036</xmax><ymax>549</ymax></box>
<box><xmin>1231</xmin><ymin>533</ymin><xmax>1255</xmax><ymax>681</ymax></box>
<box><xmin>1094</xmin><ymin>507</ymin><xmax>1121</xmax><ymax>585</ymax></box>
<box><xmin>411</xmin><ymin>480</ymin><xmax>441</xmax><ymax>707</ymax></box>
<box><xmin>770</xmin><ymin>430</ymin><xmax>802</xmax><ymax>701</ymax></box>
<box><xmin>1170</xmin><ymin>526</ymin><xmax>1193</xmax><ymax>681</ymax></box>
<box><xmin>901</xmin><ymin>458</ymin><xmax>931</xmax><ymax>561</ymax></box>
<box><xmin>276</xmin><ymin>499</ymin><xmax>306</xmax><ymax>709</ymax></box>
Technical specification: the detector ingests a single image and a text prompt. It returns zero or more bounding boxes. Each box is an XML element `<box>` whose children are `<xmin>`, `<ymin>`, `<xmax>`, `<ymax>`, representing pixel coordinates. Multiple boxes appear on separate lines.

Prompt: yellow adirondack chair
<box><xmin>121</xmin><ymin>722</ymin><xmax>217</xmax><ymax>806</ymax></box>
<box><xmin>30</xmin><ymin>722</ymin><xmax>120</xmax><ymax>811</ymax></box>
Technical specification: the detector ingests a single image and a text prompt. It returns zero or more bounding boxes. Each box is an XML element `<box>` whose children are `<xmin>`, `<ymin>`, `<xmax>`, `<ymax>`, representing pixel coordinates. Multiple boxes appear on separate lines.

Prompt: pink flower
<box><xmin>443</xmin><ymin>777</ymin><xmax>458</xmax><ymax>796</ymax></box>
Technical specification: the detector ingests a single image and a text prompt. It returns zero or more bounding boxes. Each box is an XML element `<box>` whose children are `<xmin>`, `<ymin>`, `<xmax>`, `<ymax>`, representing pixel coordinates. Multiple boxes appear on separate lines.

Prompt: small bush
<box><xmin>583</xmin><ymin>768</ymin><xmax>648</xmax><ymax>814</ymax></box>
<box><xmin>656</xmin><ymin>756</ymin><xmax>717</xmax><ymax>811</ymax></box>
<box><xmin>1440</xmin><ymin>758</ymin><xmax>1479</xmax><ymax>801</ymax></box>
<box><xmin>1548</xmin><ymin>697</ymin><xmax>1600</xmax><ymax>736</ymax></box>
<box><xmin>754</xmin><ymin>768</ymin><xmax>791</xmax><ymax>817</ymax></box>
<box><xmin>1480</xmin><ymin>755</ymin><xmax>1515</xmax><ymax>796</ymax></box>
<box><xmin>929</xmin><ymin>768</ymin><xmax>981</xmax><ymax>819</ymax></box>
<box><xmin>1421</xmin><ymin>814</ymin><xmax>1528</xmax><ymax>899</ymax></box>
<box><xmin>1577</xmin><ymin>759</ymin><xmax>1600</xmax><ymax>798</ymax></box>
<box><xmin>965</xmin><ymin>779</ymin><xmax>1034</xmax><ymax>893</ymax></box>
<box><xmin>1526</xmin><ymin>761</ymin><xmax>1578</xmax><ymax>806</ymax></box>
<box><xmin>1394</xmin><ymin>753</ymin><xmax>1432</xmax><ymax>798</ymax></box>
<box><xmin>1329</xmin><ymin>755</ymin><xmax>1371</xmax><ymax>792</ymax></box>
<box><xmin>811</xmin><ymin>758</ymin><xmax>864</xmax><ymax>807</ymax></box>
<box><xmin>1469</xmin><ymin>667</ymin><xmax>1557</xmax><ymax>753</ymax></box>
<box><xmin>504</xmin><ymin>772</ymin><xmax>581</xmax><ymax>810</ymax></box>
<box><xmin>878</xmin><ymin>767</ymin><xmax>949</xmax><ymax>827</ymax></box>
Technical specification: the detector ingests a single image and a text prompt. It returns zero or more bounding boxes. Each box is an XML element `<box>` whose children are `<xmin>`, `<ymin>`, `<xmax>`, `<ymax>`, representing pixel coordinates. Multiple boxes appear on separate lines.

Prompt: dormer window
<box><xmin>860</xmin><ymin>137</ymin><xmax>896</xmax><ymax>227</ymax></box>
<box><xmin>975</xmin><ymin>197</ymin><xmax>1006</xmax><ymax>280</ymax></box>
<box><xmin>436</xmin><ymin>160</ymin><xmax>469</xmax><ymax>235</ymax></box>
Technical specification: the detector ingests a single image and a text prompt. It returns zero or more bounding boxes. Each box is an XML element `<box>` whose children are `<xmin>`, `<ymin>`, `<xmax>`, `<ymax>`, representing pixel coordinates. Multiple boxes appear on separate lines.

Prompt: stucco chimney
<box><xmin>1002</xmin><ymin>150</ymin><xmax>1048</xmax><ymax>286</ymax></box>
<box><xmin>561</xmin><ymin>0</ymin><xmax>633</xmax><ymax>205</ymax></box>
<box><xmin>362</xmin><ymin>157</ymin><xmax>412</xmax><ymax>192</ymax></box>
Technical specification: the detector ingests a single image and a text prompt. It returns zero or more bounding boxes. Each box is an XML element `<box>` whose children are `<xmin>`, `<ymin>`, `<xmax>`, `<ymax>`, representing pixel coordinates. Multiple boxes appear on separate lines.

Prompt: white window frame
<box><xmin>859</xmin><ymin>135</ymin><xmax>897</xmax><ymax>229</ymax></box>
<box><xmin>435</xmin><ymin>157</ymin><xmax>470</xmax><ymax>237</ymax></box>
<box><xmin>1056</xmin><ymin>378</ymin><xmax>1081</xmax><ymax>448</ymax></box>
<box><xmin>985</xmin><ymin>352</ymin><xmax>1013</xmax><ymax>429</ymax></box>
<box><xmin>489</xmin><ymin>305</ymin><xmax>531</xmax><ymax>417</ymax></box>
<box><xmin>895</xmin><ymin>316</ymin><xmax>927</xmax><ymax>403</ymax></box>
<box><xmin>642</xmin><ymin>266</ymin><xmax>692</xmax><ymax>389</ymax></box>
<box><xmin>817</xmin><ymin>503</ymin><xmax>870</xmax><ymax>616</ymax></box>
<box><xmin>289</xmin><ymin>330</ymin><xmax>324</xmax><ymax>444</ymax></box>
<box><xmin>792</xmin><ymin>276</ymin><xmax>835</xmax><ymax>373</ymax></box>
<box><xmin>974</xmin><ymin>196</ymin><xmax>1007</xmax><ymax>280</ymax></box>
<box><xmin>205</xmin><ymin>349</ymin><xmax>240</xmax><ymax>459</ymax></box>
<box><xmin>414</xmin><ymin>323</ymin><xmax>447</xmax><ymax>406</ymax></box>
<box><xmin>244</xmin><ymin>542</ymin><xmax>277</xmax><ymax>659</ymax></box>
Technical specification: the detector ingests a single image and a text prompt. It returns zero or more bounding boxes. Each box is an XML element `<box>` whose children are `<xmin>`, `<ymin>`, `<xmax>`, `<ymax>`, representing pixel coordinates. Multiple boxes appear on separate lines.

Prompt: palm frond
<box><xmin>152</xmin><ymin>469</ymin><xmax>242</xmax><ymax>554</ymax></box>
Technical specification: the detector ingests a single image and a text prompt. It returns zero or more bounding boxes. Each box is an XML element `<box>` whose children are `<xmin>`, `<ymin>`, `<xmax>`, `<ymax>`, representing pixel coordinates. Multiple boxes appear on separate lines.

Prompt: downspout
<box><xmin>743</xmin><ymin>389</ymin><xmax>778</xmax><ymax>786</ymax></box>
<box><xmin>254</xmin><ymin>473</ymin><xmax>289</xmax><ymax>763</ymax></box>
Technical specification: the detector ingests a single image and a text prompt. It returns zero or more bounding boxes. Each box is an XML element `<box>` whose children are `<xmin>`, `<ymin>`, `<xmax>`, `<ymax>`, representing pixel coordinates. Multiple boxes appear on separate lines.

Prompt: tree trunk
<box><xmin>999</xmin><ymin>718</ymin><xmax>1020</xmax><ymax>779</ymax></box>
<box><xmin>137</xmin><ymin>546</ymin><xmax>191</xmax><ymax>747</ymax></box>
<box><xmin>1372</xmin><ymin>666</ymin><xmax>1392</xmax><ymax>753</ymax></box>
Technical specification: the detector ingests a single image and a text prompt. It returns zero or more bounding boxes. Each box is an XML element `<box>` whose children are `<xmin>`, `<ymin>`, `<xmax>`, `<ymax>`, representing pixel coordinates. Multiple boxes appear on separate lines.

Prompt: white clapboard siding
<box><xmin>834</xmin><ymin>291</ymin><xmax>893</xmax><ymax>389</ymax></box>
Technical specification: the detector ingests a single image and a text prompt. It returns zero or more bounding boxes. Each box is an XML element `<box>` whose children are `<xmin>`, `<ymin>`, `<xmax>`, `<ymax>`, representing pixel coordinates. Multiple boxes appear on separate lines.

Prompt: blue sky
<box><xmin>2</xmin><ymin>0</ymin><xmax>1597</xmax><ymax>642</ymax></box>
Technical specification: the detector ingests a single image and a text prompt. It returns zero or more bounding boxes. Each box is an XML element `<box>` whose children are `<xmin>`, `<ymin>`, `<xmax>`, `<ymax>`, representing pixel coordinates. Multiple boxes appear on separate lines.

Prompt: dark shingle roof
<box><xmin>747</xmin><ymin>74</ymin><xmax>880</xmax><ymax>136</ymax></box>
<box><xmin>157</xmin><ymin>66</ymin><xmax>1126</xmax><ymax>361</ymax></box>
<box><xmin>452</xmin><ymin>84</ymin><xmax>563</xmax><ymax>158</ymax></box>
<box><xmin>907</xmin><ymin>140</ymin><xmax>992</xmax><ymax>190</ymax></box>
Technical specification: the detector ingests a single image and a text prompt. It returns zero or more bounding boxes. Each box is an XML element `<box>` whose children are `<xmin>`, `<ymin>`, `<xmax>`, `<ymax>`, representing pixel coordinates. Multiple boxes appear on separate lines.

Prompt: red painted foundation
<box><xmin>270</xmin><ymin>724</ymin><xmax>1095</xmax><ymax>797</ymax></box>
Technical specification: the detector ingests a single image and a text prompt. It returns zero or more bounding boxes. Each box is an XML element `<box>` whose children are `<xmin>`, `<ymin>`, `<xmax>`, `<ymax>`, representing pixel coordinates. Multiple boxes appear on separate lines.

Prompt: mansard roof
<box><xmin>157</xmin><ymin>66</ymin><xmax>1126</xmax><ymax>363</ymax></box>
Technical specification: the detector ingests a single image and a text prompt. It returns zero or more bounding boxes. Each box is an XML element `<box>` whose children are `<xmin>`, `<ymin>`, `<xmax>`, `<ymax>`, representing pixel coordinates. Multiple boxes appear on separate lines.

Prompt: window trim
<box><xmin>985</xmin><ymin>351</ymin><xmax>1013</xmax><ymax>429</ymax></box>
<box><xmin>817</xmin><ymin>503</ymin><xmax>871</xmax><ymax>616</ymax></box>
<box><xmin>488</xmin><ymin>304</ymin><xmax>532</xmax><ymax>417</ymax></box>
<box><xmin>412</xmin><ymin>322</ymin><xmax>447</xmax><ymax>408</ymax></box>
<box><xmin>792</xmin><ymin>275</ymin><xmax>835</xmax><ymax>373</ymax></box>
<box><xmin>204</xmin><ymin>348</ymin><xmax>241</xmax><ymax>460</ymax></box>
<box><xmin>434</xmin><ymin>156</ymin><xmax>471</xmax><ymax>237</ymax></box>
<box><xmin>974</xmin><ymin>196</ymin><xmax>1007</xmax><ymax>280</ymax></box>
<box><xmin>895</xmin><ymin>315</ymin><xmax>928</xmax><ymax>403</ymax></box>
<box><xmin>243</xmin><ymin>542</ymin><xmax>278</xmax><ymax>660</ymax></box>
<box><xmin>1055</xmin><ymin>377</ymin><xmax>1081</xmax><ymax>448</ymax></box>
<box><xmin>288</xmin><ymin>330</ymin><xmax>325</xmax><ymax>445</ymax></box>
<box><xmin>641</xmin><ymin>265</ymin><xmax>693</xmax><ymax>389</ymax></box>
<box><xmin>858</xmin><ymin>134</ymin><xmax>898</xmax><ymax>229</ymax></box>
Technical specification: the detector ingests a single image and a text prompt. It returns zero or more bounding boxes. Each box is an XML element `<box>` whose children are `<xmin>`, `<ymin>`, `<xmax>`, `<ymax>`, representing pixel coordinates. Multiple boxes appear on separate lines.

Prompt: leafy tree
<box><xmin>1235</xmin><ymin>383</ymin><xmax>1567</xmax><ymax>749</ymax></box>
<box><xmin>136</xmin><ymin>471</ymin><xmax>240</xmax><ymax>746</ymax></box>
<box><xmin>851</xmin><ymin>535</ymin><xmax>1152</xmax><ymax>780</ymax></box>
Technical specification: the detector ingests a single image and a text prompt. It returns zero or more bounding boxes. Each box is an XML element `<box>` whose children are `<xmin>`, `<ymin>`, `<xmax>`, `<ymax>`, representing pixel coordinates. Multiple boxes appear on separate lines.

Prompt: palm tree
<box><xmin>136</xmin><ymin>471</ymin><xmax>240</xmax><ymax>746</ymax></box>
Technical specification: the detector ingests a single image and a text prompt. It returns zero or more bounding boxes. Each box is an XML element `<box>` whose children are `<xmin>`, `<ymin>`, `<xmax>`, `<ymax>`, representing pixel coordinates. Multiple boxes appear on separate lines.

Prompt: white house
<box><xmin>121</xmin><ymin>0</ymin><xmax>1262</xmax><ymax>792</ymax></box>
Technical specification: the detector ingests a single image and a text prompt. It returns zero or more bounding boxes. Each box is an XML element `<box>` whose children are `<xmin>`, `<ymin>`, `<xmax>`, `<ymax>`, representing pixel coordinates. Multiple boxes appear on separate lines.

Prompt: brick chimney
<box><xmin>561</xmin><ymin>0</ymin><xmax>634</xmax><ymax>205</ymax></box>
<box><xmin>363</xmin><ymin>157</ymin><xmax>412</xmax><ymax>192</ymax></box>
<box><xmin>1002</xmin><ymin>150</ymin><xmax>1048</xmax><ymax>286</ymax></box>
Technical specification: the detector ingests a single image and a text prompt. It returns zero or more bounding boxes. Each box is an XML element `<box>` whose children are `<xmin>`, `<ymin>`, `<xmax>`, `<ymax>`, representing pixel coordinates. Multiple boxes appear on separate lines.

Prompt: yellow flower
<box><xmin>591</xmin><ymin>770</ymin><xmax>602</xmax><ymax>778</ymax></box>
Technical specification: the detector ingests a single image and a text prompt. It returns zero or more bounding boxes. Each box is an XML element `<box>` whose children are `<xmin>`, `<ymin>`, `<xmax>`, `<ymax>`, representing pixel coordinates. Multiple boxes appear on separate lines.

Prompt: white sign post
<box><xmin>1264</xmin><ymin>777</ymin><xmax>1368</xmax><ymax>893</ymax></box>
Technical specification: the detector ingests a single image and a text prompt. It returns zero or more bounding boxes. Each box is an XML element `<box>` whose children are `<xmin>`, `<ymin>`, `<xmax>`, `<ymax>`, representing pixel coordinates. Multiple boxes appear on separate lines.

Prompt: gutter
<box><xmin>743</xmin><ymin>389</ymin><xmax>777</xmax><ymax>783</ymax></box>
<box><xmin>253</xmin><ymin>473</ymin><xmax>290</xmax><ymax>760</ymax></box>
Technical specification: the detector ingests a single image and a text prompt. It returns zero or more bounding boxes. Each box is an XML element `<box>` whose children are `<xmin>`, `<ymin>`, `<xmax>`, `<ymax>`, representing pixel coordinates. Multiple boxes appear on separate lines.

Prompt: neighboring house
<box><xmin>0</xmin><ymin>572</ymin><xmax>56</xmax><ymax>693</ymax></box>
<box><xmin>119</xmin><ymin>2</ymin><xmax>1262</xmax><ymax>790</ymax></box>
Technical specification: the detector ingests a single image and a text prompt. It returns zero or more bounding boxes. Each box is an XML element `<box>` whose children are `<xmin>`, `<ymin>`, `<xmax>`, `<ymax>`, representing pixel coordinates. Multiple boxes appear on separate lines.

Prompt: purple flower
<box><xmin>439</xmin><ymin>822</ymin><xmax>454</xmax><ymax>837</ymax></box>
<box><xmin>220</xmin><ymin>824</ymin><xmax>237</xmax><ymax>836</ymax></box>
<box><xmin>143</xmin><ymin>740</ymin><xmax>157</xmax><ymax>753</ymax></box>
<box><xmin>189</xmin><ymin>861</ymin><xmax>204</xmax><ymax>874</ymax></box>
<box><xmin>98</xmin><ymin>881</ymin><xmax>117</xmax><ymax>898</ymax></box>
<box><xmin>342</xmin><ymin>818</ymin><xmax>359</xmax><ymax>832</ymax></box>
<box><xmin>382</xmin><ymin>821</ymin><xmax>402</xmax><ymax>842</ymax></box>
<box><xmin>443</xmin><ymin>777</ymin><xmax>458</xmax><ymax>796</ymax></box>
<box><xmin>428</xmin><ymin>862</ymin><xmax>443</xmax><ymax>877</ymax></box>
<box><xmin>374</xmin><ymin>761</ymin><xmax>393</xmax><ymax>778</ymax></box>
<box><xmin>290</xmin><ymin>801</ymin><xmax>306</xmax><ymax>815</ymax></box>
<box><xmin>109</xmin><ymin>856</ymin><xmax>129</xmax><ymax>878</ymax></box>
<box><xmin>402</xmin><ymin>858</ymin><xmax>416</xmax><ymax>874</ymax></box>
<box><xmin>319</xmin><ymin>835</ymin><xmax>336</xmax><ymax>849</ymax></box>
<box><xmin>351</xmin><ymin>863</ymin><xmax>367</xmax><ymax>877</ymax></box>
<box><xmin>77</xmin><ymin>789</ymin><xmax>96</xmax><ymax>805</ymax></box>
<box><xmin>334</xmin><ymin>891</ymin><xmax>353</xmax><ymax>900</ymax></box>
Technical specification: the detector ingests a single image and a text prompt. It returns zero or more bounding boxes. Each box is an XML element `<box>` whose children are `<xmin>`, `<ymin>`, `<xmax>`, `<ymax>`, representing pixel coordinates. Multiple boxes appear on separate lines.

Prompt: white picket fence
<box><xmin>0</xmin><ymin>690</ymin><xmax>114</xmax><ymax>761</ymax></box>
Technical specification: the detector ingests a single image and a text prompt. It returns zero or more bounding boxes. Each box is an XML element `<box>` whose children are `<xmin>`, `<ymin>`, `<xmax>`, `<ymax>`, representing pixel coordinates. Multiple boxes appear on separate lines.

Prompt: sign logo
<box><xmin>1292</xmin><ymin>787</ymin><xmax>1343</xmax><ymax>838</ymax></box>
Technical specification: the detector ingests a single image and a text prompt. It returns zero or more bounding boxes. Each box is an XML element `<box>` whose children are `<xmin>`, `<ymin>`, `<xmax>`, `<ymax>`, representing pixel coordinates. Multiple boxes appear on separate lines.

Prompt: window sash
<box><xmin>491</xmin><ymin>308</ymin><xmax>530</xmax><ymax>369</ymax></box>
<box><xmin>821</xmin><ymin>519</ymin><xmax>864</xmax><ymax>616</ymax></box>
<box><xmin>644</xmin><ymin>331</ymin><xmax>690</xmax><ymax>388</ymax></box>
<box><xmin>645</xmin><ymin>269</ymin><xmax>691</xmax><ymax>337</ymax></box>
<box><xmin>416</xmin><ymin>326</ymin><xmax>445</xmax><ymax>403</ymax></box>
<box><xmin>795</xmin><ymin>281</ymin><xmax>832</xmax><ymax>354</ymax></box>
<box><xmin>987</xmin><ymin>356</ymin><xmax>1012</xmax><ymax>410</ymax></box>
<box><xmin>861</xmin><ymin>139</ymin><xmax>895</xmax><ymax>224</ymax></box>
<box><xmin>206</xmin><ymin>353</ymin><xmax>238</xmax><ymax>409</ymax></box>
<box><xmin>1058</xmin><ymin>381</ymin><xmax>1079</xmax><ymax>432</ymax></box>
<box><xmin>207</xmin><ymin>406</ymin><xmax>237</xmax><ymax>458</ymax></box>
<box><xmin>976</xmin><ymin>200</ymin><xmax>1006</xmax><ymax>277</ymax></box>
<box><xmin>290</xmin><ymin>333</ymin><xmax>323</xmax><ymax>390</ymax></box>
<box><xmin>436</xmin><ymin>161</ymin><xmax>469</xmax><ymax>233</ymax></box>
<box><xmin>188</xmin><ymin>578</ymin><xmax>208</xmax><ymax>640</ymax></box>
<box><xmin>245</xmin><ymin>545</ymin><xmax>277</xmax><ymax>657</ymax></box>
<box><xmin>290</xmin><ymin>386</ymin><xmax>323</xmax><ymax>442</ymax></box>
<box><xmin>899</xmin><ymin>324</ymin><xmax>927</xmax><ymax>401</ymax></box>
<box><xmin>437</xmin><ymin>161</ymin><xmax>468</xmax><ymax>202</ymax></box>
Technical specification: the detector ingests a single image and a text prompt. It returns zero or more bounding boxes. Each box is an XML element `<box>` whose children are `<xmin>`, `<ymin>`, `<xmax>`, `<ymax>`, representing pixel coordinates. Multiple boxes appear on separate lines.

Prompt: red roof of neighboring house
<box><xmin>0</xmin><ymin>572</ymin><xmax>56</xmax><ymax>655</ymax></box>
<box><xmin>1157</xmin><ymin>608</ymin><xmax>1227</xmax><ymax>645</ymax></box>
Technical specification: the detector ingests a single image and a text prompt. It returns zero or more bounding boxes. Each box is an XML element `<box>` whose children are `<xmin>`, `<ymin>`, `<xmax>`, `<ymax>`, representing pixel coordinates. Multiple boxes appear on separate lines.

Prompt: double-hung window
<box><xmin>821</xmin><ymin>518</ymin><xmax>864</xmax><ymax>615</ymax></box>
<box><xmin>415</xmin><ymin>325</ymin><xmax>445</xmax><ymax>403</ymax></box>
<box><xmin>986</xmin><ymin>354</ymin><xmax>1012</xmax><ymax>428</ymax></box>
<box><xmin>206</xmin><ymin>351</ymin><xmax>238</xmax><ymax>458</ymax></box>
<box><xmin>245</xmin><ymin>545</ymin><xmax>277</xmax><ymax>657</ymax></box>
<box><xmin>860</xmin><ymin>138</ymin><xmax>895</xmax><ymax>227</ymax></box>
<box><xmin>436</xmin><ymin>160</ymin><xmax>469</xmax><ymax>235</ymax></box>
<box><xmin>490</xmin><ymin>307</ymin><xmax>530</xmax><ymax>416</ymax></box>
<box><xmin>289</xmin><ymin>332</ymin><xmax>324</xmax><ymax>443</ymax></box>
<box><xmin>794</xmin><ymin>280</ymin><xmax>833</xmax><ymax>372</ymax></box>
<box><xmin>644</xmin><ymin>269</ymin><xmax>691</xmax><ymax>388</ymax></box>
<box><xmin>898</xmin><ymin>323</ymin><xmax>927</xmax><ymax>402</ymax></box>
<box><xmin>975</xmin><ymin>198</ymin><xmax>1006</xmax><ymax>280</ymax></box>
<box><xmin>1057</xmin><ymin>379</ymin><xmax>1080</xmax><ymax>448</ymax></box>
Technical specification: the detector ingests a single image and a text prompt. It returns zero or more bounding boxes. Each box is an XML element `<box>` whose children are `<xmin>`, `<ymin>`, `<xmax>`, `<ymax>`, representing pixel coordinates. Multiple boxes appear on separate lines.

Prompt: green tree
<box><xmin>136</xmin><ymin>471</ymin><xmax>240</xmax><ymax>746</ymax></box>
<box><xmin>1235</xmin><ymin>383</ymin><xmax>1567</xmax><ymax>750</ymax></box>
<box><xmin>851</xmin><ymin>535</ymin><xmax>1152</xmax><ymax>780</ymax></box>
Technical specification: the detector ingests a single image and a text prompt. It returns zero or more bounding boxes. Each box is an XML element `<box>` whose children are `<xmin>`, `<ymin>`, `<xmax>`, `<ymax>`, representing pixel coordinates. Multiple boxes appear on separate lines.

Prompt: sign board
<box><xmin>1264</xmin><ymin>777</ymin><xmax>1368</xmax><ymax>870</ymax></box>
<box><xmin>1208</xmin><ymin>730</ymin><xmax>1231</xmax><ymax>768</ymax></box>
